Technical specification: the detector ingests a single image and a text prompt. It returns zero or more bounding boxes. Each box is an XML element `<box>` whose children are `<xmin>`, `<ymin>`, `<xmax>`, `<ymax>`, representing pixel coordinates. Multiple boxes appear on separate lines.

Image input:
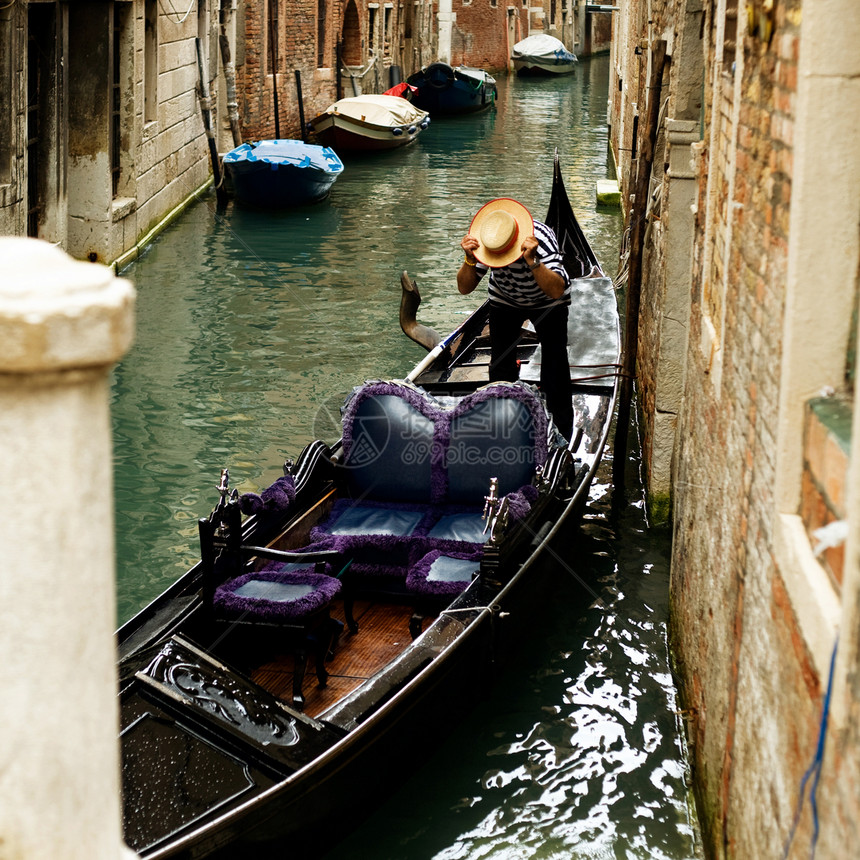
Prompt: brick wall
<box><xmin>452</xmin><ymin>0</ymin><xmax>516</xmax><ymax>71</ymax></box>
<box><xmin>671</xmin><ymin>4</ymin><xmax>818</xmax><ymax>856</ymax></box>
<box><xmin>609</xmin><ymin>0</ymin><xmax>860</xmax><ymax>856</ymax></box>
<box><xmin>238</xmin><ymin>0</ymin><xmax>350</xmax><ymax>141</ymax></box>
<box><xmin>237</xmin><ymin>0</ymin><xmax>445</xmax><ymax>141</ymax></box>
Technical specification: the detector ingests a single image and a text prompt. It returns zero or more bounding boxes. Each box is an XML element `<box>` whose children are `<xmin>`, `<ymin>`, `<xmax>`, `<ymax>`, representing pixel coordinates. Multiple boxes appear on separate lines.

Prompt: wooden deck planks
<box><xmin>251</xmin><ymin>599</ymin><xmax>422</xmax><ymax>718</ymax></box>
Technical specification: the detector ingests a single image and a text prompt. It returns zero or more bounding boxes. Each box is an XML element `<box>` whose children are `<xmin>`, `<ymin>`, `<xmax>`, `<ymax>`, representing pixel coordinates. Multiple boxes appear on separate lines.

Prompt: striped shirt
<box><xmin>474</xmin><ymin>220</ymin><xmax>570</xmax><ymax>308</ymax></box>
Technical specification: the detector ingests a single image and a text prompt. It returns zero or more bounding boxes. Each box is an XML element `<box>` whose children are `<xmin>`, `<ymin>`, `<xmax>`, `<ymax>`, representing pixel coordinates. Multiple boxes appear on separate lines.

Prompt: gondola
<box><xmin>117</xmin><ymin>151</ymin><xmax>620</xmax><ymax>859</ymax></box>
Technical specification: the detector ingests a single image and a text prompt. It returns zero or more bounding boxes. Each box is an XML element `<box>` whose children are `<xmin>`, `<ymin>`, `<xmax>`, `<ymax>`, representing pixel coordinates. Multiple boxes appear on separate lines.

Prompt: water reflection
<box><xmin>324</xmin><ymin>435</ymin><xmax>700</xmax><ymax>860</ymax></box>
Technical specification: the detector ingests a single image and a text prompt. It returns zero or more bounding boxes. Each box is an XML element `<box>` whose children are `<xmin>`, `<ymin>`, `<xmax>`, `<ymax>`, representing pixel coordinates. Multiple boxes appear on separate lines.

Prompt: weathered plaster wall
<box><xmin>3</xmin><ymin>1</ymin><xmax>217</xmax><ymax>266</ymax></box>
<box><xmin>0</xmin><ymin>4</ymin><xmax>27</xmax><ymax>237</ymax></box>
<box><xmin>123</xmin><ymin>4</ymin><xmax>214</xmax><ymax>258</ymax></box>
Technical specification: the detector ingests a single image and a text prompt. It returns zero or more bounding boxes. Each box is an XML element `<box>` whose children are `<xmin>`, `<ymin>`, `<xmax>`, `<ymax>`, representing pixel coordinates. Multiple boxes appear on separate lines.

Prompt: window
<box><xmin>144</xmin><ymin>0</ymin><xmax>157</xmax><ymax>124</ymax></box>
<box><xmin>368</xmin><ymin>5</ymin><xmax>377</xmax><ymax>55</ymax></box>
<box><xmin>0</xmin><ymin>5</ymin><xmax>11</xmax><ymax>185</ymax></box>
<box><xmin>267</xmin><ymin>0</ymin><xmax>279</xmax><ymax>74</ymax></box>
<box><xmin>383</xmin><ymin>5</ymin><xmax>392</xmax><ymax>56</ymax></box>
<box><xmin>404</xmin><ymin>0</ymin><xmax>413</xmax><ymax>39</ymax></box>
<box><xmin>317</xmin><ymin>0</ymin><xmax>327</xmax><ymax>66</ymax></box>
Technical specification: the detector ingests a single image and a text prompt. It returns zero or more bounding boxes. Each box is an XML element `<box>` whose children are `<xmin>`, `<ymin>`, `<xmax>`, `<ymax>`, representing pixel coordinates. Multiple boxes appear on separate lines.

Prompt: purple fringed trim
<box><xmin>213</xmin><ymin>567</ymin><xmax>340</xmax><ymax>622</ymax></box>
<box><xmin>505</xmin><ymin>483</ymin><xmax>538</xmax><ymax>521</ymax></box>
<box><xmin>239</xmin><ymin>474</ymin><xmax>297</xmax><ymax>516</ymax></box>
<box><xmin>446</xmin><ymin>383</ymin><xmax>550</xmax><ymax>466</ymax></box>
<box><xmin>406</xmin><ymin>549</ymin><xmax>483</xmax><ymax>596</ymax></box>
<box><xmin>340</xmin><ymin>380</ymin><xmax>440</xmax><ymax>457</ymax></box>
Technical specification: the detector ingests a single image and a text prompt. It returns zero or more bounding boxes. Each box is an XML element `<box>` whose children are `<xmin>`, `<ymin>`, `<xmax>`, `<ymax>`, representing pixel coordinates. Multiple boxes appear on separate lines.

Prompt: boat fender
<box><xmin>419</xmin><ymin>119</ymin><xmax>430</xmax><ymax>129</ymax></box>
<box><xmin>407</xmin><ymin>126</ymin><xmax>417</xmax><ymax>134</ymax></box>
<box><xmin>392</xmin><ymin>127</ymin><xmax>404</xmax><ymax>135</ymax></box>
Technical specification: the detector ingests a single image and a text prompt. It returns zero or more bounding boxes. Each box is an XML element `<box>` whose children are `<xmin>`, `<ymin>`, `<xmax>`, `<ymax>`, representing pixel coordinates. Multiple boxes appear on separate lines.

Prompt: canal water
<box><xmin>113</xmin><ymin>56</ymin><xmax>702</xmax><ymax>858</ymax></box>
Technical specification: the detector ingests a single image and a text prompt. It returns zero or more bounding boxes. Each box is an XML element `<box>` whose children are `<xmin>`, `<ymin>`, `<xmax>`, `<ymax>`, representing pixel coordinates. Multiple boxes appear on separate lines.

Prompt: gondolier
<box><xmin>457</xmin><ymin>198</ymin><xmax>573</xmax><ymax>438</ymax></box>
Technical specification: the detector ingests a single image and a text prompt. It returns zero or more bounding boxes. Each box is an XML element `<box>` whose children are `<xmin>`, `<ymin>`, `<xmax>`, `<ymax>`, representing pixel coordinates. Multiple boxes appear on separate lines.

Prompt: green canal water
<box><xmin>113</xmin><ymin>56</ymin><xmax>701</xmax><ymax>859</ymax></box>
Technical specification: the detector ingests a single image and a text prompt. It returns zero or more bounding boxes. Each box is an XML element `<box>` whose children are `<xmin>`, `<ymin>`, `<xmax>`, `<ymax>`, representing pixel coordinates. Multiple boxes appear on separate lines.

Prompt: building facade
<box><xmin>1</xmin><ymin>0</ymin><xmax>222</xmax><ymax>268</ymax></box>
<box><xmin>2</xmin><ymin>0</ymin><xmax>611</xmax><ymax>266</ymax></box>
<box><xmin>609</xmin><ymin>0</ymin><xmax>860</xmax><ymax>856</ymax></box>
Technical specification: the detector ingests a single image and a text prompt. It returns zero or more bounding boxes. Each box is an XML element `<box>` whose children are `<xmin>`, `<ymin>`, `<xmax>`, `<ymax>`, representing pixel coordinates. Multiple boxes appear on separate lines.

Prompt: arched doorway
<box><xmin>341</xmin><ymin>0</ymin><xmax>360</xmax><ymax>66</ymax></box>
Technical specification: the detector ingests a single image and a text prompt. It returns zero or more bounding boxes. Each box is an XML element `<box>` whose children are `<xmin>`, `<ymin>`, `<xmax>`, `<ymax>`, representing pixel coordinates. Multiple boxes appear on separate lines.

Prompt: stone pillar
<box><xmin>0</xmin><ymin>238</ymin><xmax>137</xmax><ymax>859</ymax></box>
<box><xmin>644</xmin><ymin>118</ymin><xmax>698</xmax><ymax>521</ymax></box>
<box><xmin>437</xmin><ymin>3</ymin><xmax>454</xmax><ymax>64</ymax></box>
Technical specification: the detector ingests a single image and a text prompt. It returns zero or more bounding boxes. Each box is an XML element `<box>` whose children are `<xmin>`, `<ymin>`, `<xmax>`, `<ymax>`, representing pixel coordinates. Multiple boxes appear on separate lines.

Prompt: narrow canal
<box><xmin>113</xmin><ymin>55</ymin><xmax>702</xmax><ymax>858</ymax></box>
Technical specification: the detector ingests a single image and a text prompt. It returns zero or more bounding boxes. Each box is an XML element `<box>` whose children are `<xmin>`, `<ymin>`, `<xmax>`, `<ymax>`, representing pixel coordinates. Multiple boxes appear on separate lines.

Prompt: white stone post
<box><xmin>437</xmin><ymin>0</ymin><xmax>454</xmax><ymax>64</ymax></box>
<box><xmin>0</xmin><ymin>238</ymin><xmax>137</xmax><ymax>859</ymax></box>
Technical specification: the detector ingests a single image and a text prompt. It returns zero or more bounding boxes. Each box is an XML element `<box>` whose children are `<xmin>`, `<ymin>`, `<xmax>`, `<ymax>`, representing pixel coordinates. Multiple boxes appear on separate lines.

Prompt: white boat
<box><xmin>308</xmin><ymin>94</ymin><xmax>431</xmax><ymax>152</ymax></box>
<box><xmin>512</xmin><ymin>34</ymin><xmax>577</xmax><ymax>76</ymax></box>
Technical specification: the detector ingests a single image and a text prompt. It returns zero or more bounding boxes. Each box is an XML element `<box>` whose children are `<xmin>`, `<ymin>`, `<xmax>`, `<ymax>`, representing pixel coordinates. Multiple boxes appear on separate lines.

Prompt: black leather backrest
<box><xmin>342</xmin><ymin>393</ymin><xmax>435</xmax><ymax>502</ymax></box>
<box><xmin>446</xmin><ymin>396</ymin><xmax>538</xmax><ymax>504</ymax></box>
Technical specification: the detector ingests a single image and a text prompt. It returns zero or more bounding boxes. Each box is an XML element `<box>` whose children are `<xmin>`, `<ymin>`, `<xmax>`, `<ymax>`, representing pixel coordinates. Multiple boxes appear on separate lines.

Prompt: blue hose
<box><xmin>781</xmin><ymin>637</ymin><xmax>838</xmax><ymax>860</ymax></box>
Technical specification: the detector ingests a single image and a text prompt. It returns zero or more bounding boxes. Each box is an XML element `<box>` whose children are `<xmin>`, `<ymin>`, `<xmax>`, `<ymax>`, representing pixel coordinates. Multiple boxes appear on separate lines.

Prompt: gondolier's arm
<box><xmin>521</xmin><ymin>235</ymin><xmax>566</xmax><ymax>300</ymax></box>
<box><xmin>457</xmin><ymin>233</ymin><xmax>482</xmax><ymax>294</ymax></box>
<box><xmin>457</xmin><ymin>256</ymin><xmax>480</xmax><ymax>294</ymax></box>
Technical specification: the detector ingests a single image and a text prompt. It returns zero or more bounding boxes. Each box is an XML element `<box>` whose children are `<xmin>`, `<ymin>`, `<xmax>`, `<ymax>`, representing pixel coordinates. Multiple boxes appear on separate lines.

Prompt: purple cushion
<box><xmin>214</xmin><ymin>565</ymin><xmax>341</xmax><ymax>622</ymax></box>
<box><xmin>406</xmin><ymin>550</ymin><xmax>482</xmax><ymax>596</ymax></box>
<box><xmin>238</xmin><ymin>474</ymin><xmax>297</xmax><ymax>515</ymax></box>
<box><xmin>427</xmin><ymin>511</ymin><xmax>491</xmax><ymax>544</ymax></box>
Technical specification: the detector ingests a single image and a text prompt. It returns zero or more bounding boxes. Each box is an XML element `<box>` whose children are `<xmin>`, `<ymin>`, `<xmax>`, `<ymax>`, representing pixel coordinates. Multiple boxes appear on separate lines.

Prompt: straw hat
<box><xmin>469</xmin><ymin>198</ymin><xmax>534</xmax><ymax>268</ymax></box>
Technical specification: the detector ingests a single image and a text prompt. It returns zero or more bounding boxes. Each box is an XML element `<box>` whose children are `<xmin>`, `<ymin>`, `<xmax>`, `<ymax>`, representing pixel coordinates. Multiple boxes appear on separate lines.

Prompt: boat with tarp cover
<box><xmin>512</xmin><ymin>34</ymin><xmax>578</xmax><ymax>76</ymax></box>
<box><xmin>222</xmin><ymin>140</ymin><xmax>344</xmax><ymax>207</ymax></box>
<box><xmin>308</xmin><ymin>94</ymin><xmax>431</xmax><ymax>152</ymax></box>
<box><xmin>406</xmin><ymin>62</ymin><xmax>497</xmax><ymax>115</ymax></box>
<box><xmin>117</xmin><ymin>151</ymin><xmax>620</xmax><ymax>859</ymax></box>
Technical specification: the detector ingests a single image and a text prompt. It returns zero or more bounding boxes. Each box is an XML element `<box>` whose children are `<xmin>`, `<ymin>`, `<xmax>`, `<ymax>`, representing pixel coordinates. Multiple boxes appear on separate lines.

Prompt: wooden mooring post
<box><xmin>613</xmin><ymin>40</ymin><xmax>669</xmax><ymax>492</ymax></box>
<box><xmin>0</xmin><ymin>238</ymin><xmax>138</xmax><ymax>859</ymax></box>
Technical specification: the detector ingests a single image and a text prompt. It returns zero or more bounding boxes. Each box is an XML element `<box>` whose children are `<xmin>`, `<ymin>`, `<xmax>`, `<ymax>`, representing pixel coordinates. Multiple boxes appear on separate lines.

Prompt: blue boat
<box><xmin>222</xmin><ymin>140</ymin><xmax>344</xmax><ymax>208</ymax></box>
<box><xmin>406</xmin><ymin>63</ymin><xmax>497</xmax><ymax>115</ymax></box>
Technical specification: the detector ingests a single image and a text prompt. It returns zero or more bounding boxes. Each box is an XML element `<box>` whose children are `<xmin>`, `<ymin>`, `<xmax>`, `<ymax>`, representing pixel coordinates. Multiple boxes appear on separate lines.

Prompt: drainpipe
<box><xmin>0</xmin><ymin>238</ymin><xmax>137</xmax><ymax>859</ymax></box>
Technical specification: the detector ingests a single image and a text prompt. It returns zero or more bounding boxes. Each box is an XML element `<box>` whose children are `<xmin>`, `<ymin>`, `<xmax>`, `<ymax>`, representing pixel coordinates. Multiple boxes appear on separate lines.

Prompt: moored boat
<box><xmin>406</xmin><ymin>62</ymin><xmax>497</xmax><ymax>115</ymax></box>
<box><xmin>222</xmin><ymin>140</ymin><xmax>344</xmax><ymax>207</ymax></box>
<box><xmin>308</xmin><ymin>94</ymin><xmax>430</xmax><ymax>152</ymax></box>
<box><xmin>512</xmin><ymin>34</ymin><xmax>578</xmax><ymax>76</ymax></box>
<box><xmin>117</xmin><ymin>151</ymin><xmax>619</xmax><ymax>859</ymax></box>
